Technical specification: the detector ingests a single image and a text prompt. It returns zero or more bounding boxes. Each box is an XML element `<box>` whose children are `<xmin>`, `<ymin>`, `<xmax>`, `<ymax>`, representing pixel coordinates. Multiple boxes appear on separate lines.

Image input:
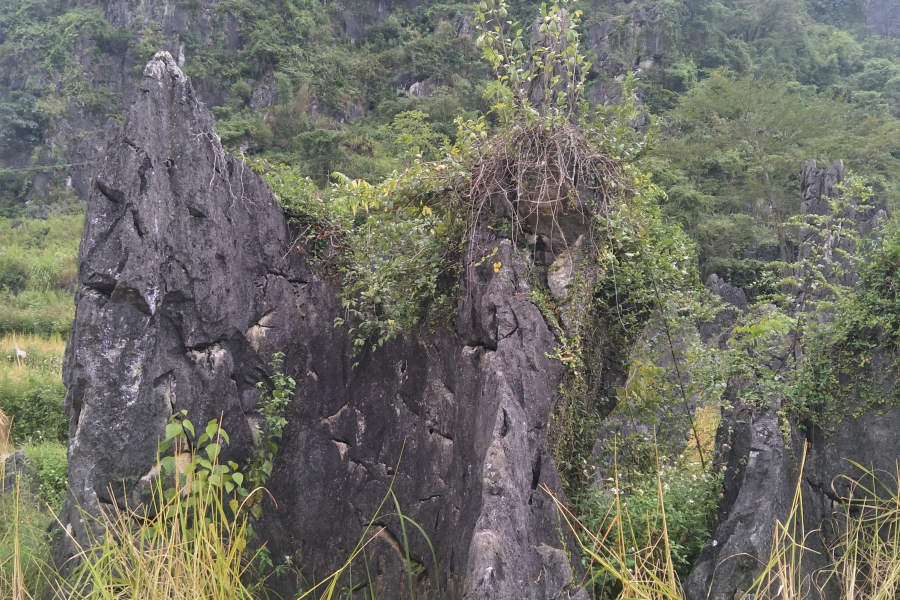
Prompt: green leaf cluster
<box><xmin>159</xmin><ymin>411</ymin><xmax>251</xmax><ymax>520</ymax></box>
<box><xmin>245</xmin><ymin>352</ymin><xmax>295</xmax><ymax>518</ymax></box>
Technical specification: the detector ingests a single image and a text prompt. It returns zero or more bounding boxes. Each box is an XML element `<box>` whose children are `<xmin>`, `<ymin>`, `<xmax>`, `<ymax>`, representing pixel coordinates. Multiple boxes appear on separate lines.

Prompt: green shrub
<box><xmin>0</xmin><ymin>373</ymin><xmax>66</xmax><ymax>444</ymax></box>
<box><xmin>0</xmin><ymin>291</ymin><xmax>75</xmax><ymax>337</ymax></box>
<box><xmin>21</xmin><ymin>442</ymin><xmax>67</xmax><ymax>509</ymax></box>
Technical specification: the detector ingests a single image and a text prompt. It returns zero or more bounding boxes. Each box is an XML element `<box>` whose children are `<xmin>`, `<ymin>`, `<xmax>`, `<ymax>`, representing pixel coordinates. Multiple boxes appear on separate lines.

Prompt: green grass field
<box><xmin>0</xmin><ymin>214</ymin><xmax>81</xmax><ymax>338</ymax></box>
<box><xmin>0</xmin><ymin>215</ymin><xmax>76</xmax><ymax>596</ymax></box>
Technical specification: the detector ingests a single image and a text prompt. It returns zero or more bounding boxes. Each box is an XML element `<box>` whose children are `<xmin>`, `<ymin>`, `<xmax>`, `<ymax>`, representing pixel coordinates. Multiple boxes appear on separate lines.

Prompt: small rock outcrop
<box><xmin>1</xmin><ymin>450</ymin><xmax>34</xmax><ymax>494</ymax></box>
<box><xmin>58</xmin><ymin>51</ymin><xmax>587</xmax><ymax>599</ymax></box>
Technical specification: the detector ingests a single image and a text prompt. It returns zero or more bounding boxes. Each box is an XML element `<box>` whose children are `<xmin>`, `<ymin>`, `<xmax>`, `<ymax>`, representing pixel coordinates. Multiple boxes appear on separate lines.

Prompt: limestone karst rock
<box><xmin>57</xmin><ymin>49</ymin><xmax>300</xmax><ymax>574</ymax></box>
<box><xmin>57</xmin><ymin>51</ymin><xmax>587</xmax><ymax>600</ymax></box>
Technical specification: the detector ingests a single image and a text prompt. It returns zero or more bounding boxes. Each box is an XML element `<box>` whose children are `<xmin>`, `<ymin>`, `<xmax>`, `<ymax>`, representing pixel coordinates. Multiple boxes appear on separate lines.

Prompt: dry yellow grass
<box><xmin>1</xmin><ymin>333</ymin><xmax>66</xmax><ymax>359</ymax></box>
<box><xmin>0</xmin><ymin>409</ymin><xmax>10</xmax><ymax>450</ymax></box>
<box><xmin>681</xmin><ymin>405</ymin><xmax>719</xmax><ymax>468</ymax></box>
<box><xmin>0</xmin><ymin>333</ymin><xmax>67</xmax><ymax>444</ymax></box>
<box><xmin>0</xmin><ymin>334</ymin><xmax>66</xmax><ymax>384</ymax></box>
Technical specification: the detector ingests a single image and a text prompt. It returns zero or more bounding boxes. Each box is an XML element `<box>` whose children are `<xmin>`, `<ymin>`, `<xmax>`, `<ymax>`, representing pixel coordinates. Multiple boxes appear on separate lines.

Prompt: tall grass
<box><xmin>0</xmin><ymin>214</ymin><xmax>82</xmax><ymax>338</ymax></box>
<box><xmin>547</xmin><ymin>439</ymin><xmax>690</xmax><ymax>600</ymax></box>
<box><xmin>0</xmin><ymin>333</ymin><xmax>67</xmax><ymax>444</ymax></box>
<box><xmin>580</xmin><ymin>410</ymin><xmax>721</xmax><ymax>592</ymax></box>
<box><xmin>0</xmin><ymin>418</ymin><xmax>264</xmax><ymax>600</ymax></box>
<box><xmin>0</xmin><ymin>475</ymin><xmax>55</xmax><ymax>599</ymax></box>
<box><xmin>0</xmin><ymin>292</ymin><xmax>75</xmax><ymax>338</ymax></box>
<box><xmin>0</xmin><ymin>409</ymin><xmax>9</xmax><ymax>449</ymax></box>
<box><xmin>46</xmin><ymin>426</ymin><xmax>434</xmax><ymax>600</ymax></box>
<box><xmin>743</xmin><ymin>446</ymin><xmax>813</xmax><ymax>600</ymax></box>
<box><xmin>746</xmin><ymin>453</ymin><xmax>900</xmax><ymax>600</ymax></box>
<box><xmin>0</xmin><ymin>419</ymin><xmax>68</xmax><ymax>599</ymax></box>
<box><xmin>58</xmin><ymin>475</ymin><xmax>261</xmax><ymax>600</ymax></box>
<box><xmin>551</xmin><ymin>439</ymin><xmax>900</xmax><ymax>600</ymax></box>
<box><xmin>829</xmin><ymin>461</ymin><xmax>900</xmax><ymax>600</ymax></box>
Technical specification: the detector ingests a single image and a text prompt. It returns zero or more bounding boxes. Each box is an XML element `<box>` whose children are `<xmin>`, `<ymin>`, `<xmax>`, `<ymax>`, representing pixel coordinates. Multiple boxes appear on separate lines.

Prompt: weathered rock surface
<box><xmin>259</xmin><ymin>234</ymin><xmax>587</xmax><ymax>599</ymax></box>
<box><xmin>586</xmin><ymin>2</ymin><xmax>666</xmax><ymax>80</ymax></box>
<box><xmin>799</xmin><ymin>160</ymin><xmax>887</xmax><ymax>291</ymax></box>
<box><xmin>686</xmin><ymin>382</ymin><xmax>900</xmax><ymax>600</ymax></box>
<box><xmin>684</xmin><ymin>381</ymin><xmax>801</xmax><ymax>600</ymax></box>
<box><xmin>0</xmin><ymin>450</ymin><xmax>35</xmax><ymax>495</ymax></box>
<box><xmin>59</xmin><ymin>51</ymin><xmax>587</xmax><ymax>600</ymax></box>
<box><xmin>698</xmin><ymin>274</ymin><xmax>747</xmax><ymax>348</ymax></box>
<box><xmin>57</xmin><ymin>49</ymin><xmax>301</xmax><ymax>569</ymax></box>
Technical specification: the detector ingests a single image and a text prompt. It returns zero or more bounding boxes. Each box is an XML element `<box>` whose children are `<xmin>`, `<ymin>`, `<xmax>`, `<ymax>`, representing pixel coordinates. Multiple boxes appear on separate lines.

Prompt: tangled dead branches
<box><xmin>468</xmin><ymin>119</ymin><xmax>633</xmax><ymax>255</ymax></box>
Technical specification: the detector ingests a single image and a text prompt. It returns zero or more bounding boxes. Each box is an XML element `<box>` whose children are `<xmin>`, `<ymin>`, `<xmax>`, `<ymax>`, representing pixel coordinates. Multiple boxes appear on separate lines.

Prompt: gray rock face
<box><xmin>703</xmin><ymin>274</ymin><xmax>747</xmax><ymax>312</ymax></box>
<box><xmin>586</xmin><ymin>3</ymin><xmax>666</xmax><ymax>79</ymax></box>
<box><xmin>686</xmin><ymin>381</ymin><xmax>900</xmax><ymax>600</ymax></box>
<box><xmin>867</xmin><ymin>0</ymin><xmax>900</xmax><ymax>37</ymax></box>
<box><xmin>57</xmin><ymin>50</ymin><xmax>301</xmax><ymax>568</ymax></box>
<box><xmin>684</xmin><ymin>380</ymin><xmax>800</xmax><ymax>600</ymax></box>
<box><xmin>260</xmin><ymin>236</ymin><xmax>586</xmax><ymax>599</ymax></box>
<box><xmin>59</xmin><ymin>52</ymin><xmax>587</xmax><ymax>600</ymax></box>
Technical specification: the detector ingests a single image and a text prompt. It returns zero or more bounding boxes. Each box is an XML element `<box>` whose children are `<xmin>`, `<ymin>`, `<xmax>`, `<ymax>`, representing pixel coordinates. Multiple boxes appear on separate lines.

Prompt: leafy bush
<box><xmin>780</xmin><ymin>212</ymin><xmax>900</xmax><ymax>423</ymax></box>
<box><xmin>257</xmin><ymin>149</ymin><xmax>465</xmax><ymax>361</ymax></box>
<box><xmin>329</xmin><ymin>166</ymin><xmax>464</xmax><ymax>359</ymax></box>
<box><xmin>0</xmin><ymin>373</ymin><xmax>66</xmax><ymax>444</ymax></box>
<box><xmin>245</xmin><ymin>352</ymin><xmax>295</xmax><ymax>519</ymax></box>
<box><xmin>22</xmin><ymin>442</ymin><xmax>67</xmax><ymax>508</ymax></box>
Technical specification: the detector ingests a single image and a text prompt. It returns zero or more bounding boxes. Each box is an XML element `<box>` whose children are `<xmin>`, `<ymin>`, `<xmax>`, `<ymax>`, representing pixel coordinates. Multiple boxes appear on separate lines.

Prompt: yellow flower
<box><xmin>493</xmin><ymin>262</ymin><xmax>502</xmax><ymax>273</ymax></box>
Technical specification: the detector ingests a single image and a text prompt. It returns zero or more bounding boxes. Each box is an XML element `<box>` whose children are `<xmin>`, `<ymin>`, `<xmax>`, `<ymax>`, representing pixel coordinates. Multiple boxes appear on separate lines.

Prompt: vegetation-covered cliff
<box><xmin>5</xmin><ymin>0</ymin><xmax>900</xmax><ymax>599</ymax></box>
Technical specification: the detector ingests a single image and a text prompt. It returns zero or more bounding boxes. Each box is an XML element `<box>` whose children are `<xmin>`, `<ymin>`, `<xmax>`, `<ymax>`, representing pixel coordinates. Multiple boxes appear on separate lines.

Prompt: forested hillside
<box><xmin>3</xmin><ymin>0</ymin><xmax>900</xmax><ymax>283</ymax></box>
